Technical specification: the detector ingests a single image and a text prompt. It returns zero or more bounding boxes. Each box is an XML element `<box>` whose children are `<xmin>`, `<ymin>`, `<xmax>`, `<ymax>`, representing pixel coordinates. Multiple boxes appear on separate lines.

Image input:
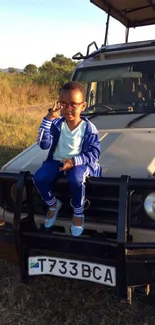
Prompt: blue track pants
<box><xmin>33</xmin><ymin>159</ymin><xmax>89</xmax><ymax>216</ymax></box>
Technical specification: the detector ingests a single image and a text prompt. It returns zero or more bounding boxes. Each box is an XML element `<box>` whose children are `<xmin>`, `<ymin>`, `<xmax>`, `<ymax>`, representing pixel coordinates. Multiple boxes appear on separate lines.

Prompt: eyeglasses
<box><xmin>57</xmin><ymin>101</ymin><xmax>84</xmax><ymax>110</ymax></box>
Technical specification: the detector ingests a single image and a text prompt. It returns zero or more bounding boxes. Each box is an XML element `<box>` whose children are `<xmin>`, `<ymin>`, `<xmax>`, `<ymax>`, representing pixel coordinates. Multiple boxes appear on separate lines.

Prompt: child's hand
<box><xmin>45</xmin><ymin>102</ymin><xmax>61</xmax><ymax>120</ymax></box>
<box><xmin>59</xmin><ymin>159</ymin><xmax>74</xmax><ymax>171</ymax></box>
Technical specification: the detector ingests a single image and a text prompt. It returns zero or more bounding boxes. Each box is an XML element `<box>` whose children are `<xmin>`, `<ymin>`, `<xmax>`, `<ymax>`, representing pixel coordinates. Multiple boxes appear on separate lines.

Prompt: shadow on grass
<box><xmin>0</xmin><ymin>146</ymin><xmax>23</xmax><ymax>168</ymax></box>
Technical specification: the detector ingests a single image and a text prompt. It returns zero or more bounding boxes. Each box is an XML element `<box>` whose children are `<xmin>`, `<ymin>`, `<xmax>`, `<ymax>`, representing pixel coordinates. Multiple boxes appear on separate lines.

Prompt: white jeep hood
<box><xmin>1</xmin><ymin>114</ymin><xmax>155</xmax><ymax>178</ymax></box>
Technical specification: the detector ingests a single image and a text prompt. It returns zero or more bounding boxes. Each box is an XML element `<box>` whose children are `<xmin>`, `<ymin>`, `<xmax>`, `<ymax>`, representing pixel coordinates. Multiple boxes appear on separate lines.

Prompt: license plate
<box><xmin>28</xmin><ymin>256</ymin><xmax>116</xmax><ymax>287</ymax></box>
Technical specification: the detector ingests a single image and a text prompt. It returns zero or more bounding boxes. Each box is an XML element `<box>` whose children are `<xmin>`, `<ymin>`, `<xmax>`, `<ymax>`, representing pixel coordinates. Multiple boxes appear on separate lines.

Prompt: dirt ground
<box><xmin>0</xmin><ymin>255</ymin><xmax>155</xmax><ymax>325</ymax></box>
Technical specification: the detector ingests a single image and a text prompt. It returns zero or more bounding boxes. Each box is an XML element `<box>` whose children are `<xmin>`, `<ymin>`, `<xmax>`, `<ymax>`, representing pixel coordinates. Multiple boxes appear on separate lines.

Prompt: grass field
<box><xmin>0</xmin><ymin>104</ymin><xmax>155</xmax><ymax>324</ymax></box>
<box><xmin>0</xmin><ymin>104</ymin><xmax>48</xmax><ymax>168</ymax></box>
<box><xmin>1</xmin><ymin>254</ymin><xmax>155</xmax><ymax>325</ymax></box>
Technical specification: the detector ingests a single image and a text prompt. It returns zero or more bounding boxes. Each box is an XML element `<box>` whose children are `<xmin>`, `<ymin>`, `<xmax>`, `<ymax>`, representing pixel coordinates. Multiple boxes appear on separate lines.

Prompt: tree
<box><xmin>8</xmin><ymin>67</ymin><xmax>17</xmax><ymax>73</ymax></box>
<box><xmin>37</xmin><ymin>54</ymin><xmax>78</xmax><ymax>88</ymax></box>
<box><xmin>51</xmin><ymin>54</ymin><xmax>76</xmax><ymax>68</ymax></box>
<box><xmin>24</xmin><ymin>64</ymin><xmax>38</xmax><ymax>75</ymax></box>
<box><xmin>38</xmin><ymin>61</ymin><xmax>57</xmax><ymax>74</ymax></box>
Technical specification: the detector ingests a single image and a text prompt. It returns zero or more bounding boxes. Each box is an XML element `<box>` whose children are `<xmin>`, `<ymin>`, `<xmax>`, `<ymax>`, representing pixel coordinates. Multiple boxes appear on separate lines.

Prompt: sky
<box><xmin>1</xmin><ymin>0</ymin><xmax>155</xmax><ymax>69</ymax></box>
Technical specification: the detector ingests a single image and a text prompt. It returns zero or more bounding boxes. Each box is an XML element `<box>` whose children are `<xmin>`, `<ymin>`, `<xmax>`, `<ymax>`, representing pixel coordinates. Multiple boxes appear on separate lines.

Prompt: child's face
<box><xmin>59</xmin><ymin>89</ymin><xmax>87</xmax><ymax>121</ymax></box>
<box><xmin>138</xmin><ymin>91</ymin><xmax>142</xmax><ymax>99</ymax></box>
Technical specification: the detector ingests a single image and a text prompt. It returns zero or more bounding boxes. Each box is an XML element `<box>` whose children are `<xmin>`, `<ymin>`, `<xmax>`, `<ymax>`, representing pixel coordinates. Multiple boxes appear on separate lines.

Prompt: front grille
<box><xmin>32</xmin><ymin>182</ymin><xmax>146</xmax><ymax>227</ymax></box>
<box><xmin>32</xmin><ymin>181</ymin><xmax>120</xmax><ymax>223</ymax></box>
<box><xmin>3</xmin><ymin>178</ymin><xmax>153</xmax><ymax>228</ymax></box>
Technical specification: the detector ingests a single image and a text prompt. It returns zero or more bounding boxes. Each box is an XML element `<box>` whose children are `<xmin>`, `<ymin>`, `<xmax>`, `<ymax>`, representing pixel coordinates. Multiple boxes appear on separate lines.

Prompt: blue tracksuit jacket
<box><xmin>37</xmin><ymin>116</ymin><xmax>102</xmax><ymax>177</ymax></box>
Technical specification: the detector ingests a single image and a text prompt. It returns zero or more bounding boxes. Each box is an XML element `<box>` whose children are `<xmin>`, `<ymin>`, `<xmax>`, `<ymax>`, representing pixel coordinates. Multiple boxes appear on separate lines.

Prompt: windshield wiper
<box><xmin>83</xmin><ymin>109</ymin><xmax>132</xmax><ymax>118</ymax></box>
<box><xmin>83</xmin><ymin>104</ymin><xmax>135</xmax><ymax>116</ymax></box>
<box><xmin>83</xmin><ymin>105</ymin><xmax>155</xmax><ymax>122</ymax></box>
<box><xmin>83</xmin><ymin>104</ymin><xmax>115</xmax><ymax>116</ymax></box>
<box><xmin>126</xmin><ymin>112</ymin><xmax>152</xmax><ymax>128</ymax></box>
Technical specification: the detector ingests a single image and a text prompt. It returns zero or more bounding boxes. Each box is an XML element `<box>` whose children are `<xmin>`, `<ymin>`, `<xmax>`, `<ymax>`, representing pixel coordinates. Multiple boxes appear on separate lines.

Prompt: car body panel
<box><xmin>1</xmin><ymin>114</ymin><xmax>155</xmax><ymax>178</ymax></box>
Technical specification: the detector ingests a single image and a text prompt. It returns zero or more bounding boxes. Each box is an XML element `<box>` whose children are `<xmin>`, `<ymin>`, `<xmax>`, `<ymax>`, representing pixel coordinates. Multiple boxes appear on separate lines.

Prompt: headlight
<box><xmin>144</xmin><ymin>192</ymin><xmax>155</xmax><ymax>220</ymax></box>
<box><xmin>10</xmin><ymin>183</ymin><xmax>27</xmax><ymax>203</ymax></box>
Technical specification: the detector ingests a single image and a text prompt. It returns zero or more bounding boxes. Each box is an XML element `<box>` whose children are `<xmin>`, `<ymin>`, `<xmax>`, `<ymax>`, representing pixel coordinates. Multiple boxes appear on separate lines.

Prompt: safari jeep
<box><xmin>1</xmin><ymin>0</ymin><xmax>155</xmax><ymax>304</ymax></box>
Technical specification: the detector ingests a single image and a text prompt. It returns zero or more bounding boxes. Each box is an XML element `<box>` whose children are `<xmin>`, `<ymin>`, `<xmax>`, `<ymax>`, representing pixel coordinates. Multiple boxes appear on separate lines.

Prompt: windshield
<box><xmin>73</xmin><ymin>61</ymin><xmax>155</xmax><ymax>115</ymax></box>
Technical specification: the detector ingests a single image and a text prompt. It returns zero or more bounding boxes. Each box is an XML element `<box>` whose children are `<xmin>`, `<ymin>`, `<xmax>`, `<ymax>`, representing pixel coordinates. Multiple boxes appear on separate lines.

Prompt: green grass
<box><xmin>0</xmin><ymin>72</ymin><xmax>58</xmax><ymax>169</ymax></box>
<box><xmin>0</xmin><ymin>72</ymin><xmax>57</xmax><ymax>108</ymax></box>
<box><xmin>0</xmin><ymin>104</ymin><xmax>50</xmax><ymax>168</ymax></box>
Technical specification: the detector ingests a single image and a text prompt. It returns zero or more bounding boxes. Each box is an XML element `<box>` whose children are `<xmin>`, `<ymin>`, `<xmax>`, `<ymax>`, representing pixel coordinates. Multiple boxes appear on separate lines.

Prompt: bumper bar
<box><xmin>1</xmin><ymin>171</ymin><xmax>155</xmax><ymax>303</ymax></box>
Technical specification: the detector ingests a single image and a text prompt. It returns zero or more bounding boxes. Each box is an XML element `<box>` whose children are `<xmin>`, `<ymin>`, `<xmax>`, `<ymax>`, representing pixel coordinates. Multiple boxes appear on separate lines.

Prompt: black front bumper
<box><xmin>1</xmin><ymin>170</ymin><xmax>155</xmax><ymax>303</ymax></box>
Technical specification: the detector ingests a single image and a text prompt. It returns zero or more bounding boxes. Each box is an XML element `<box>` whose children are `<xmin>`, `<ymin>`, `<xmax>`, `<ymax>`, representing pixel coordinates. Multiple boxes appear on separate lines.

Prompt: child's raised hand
<box><xmin>59</xmin><ymin>159</ymin><xmax>74</xmax><ymax>172</ymax></box>
<box><xmin>45</xmin><ymin>102</ymin><xmax>61</xmax><ymax>120</ymax></box>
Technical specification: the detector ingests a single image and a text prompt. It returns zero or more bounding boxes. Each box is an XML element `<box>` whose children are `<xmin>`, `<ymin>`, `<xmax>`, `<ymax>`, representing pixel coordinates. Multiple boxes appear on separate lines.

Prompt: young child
<box><xmin>33</xmin><ymin>81</ymin><xmax>101</xmax><ymax>237</ymax></box>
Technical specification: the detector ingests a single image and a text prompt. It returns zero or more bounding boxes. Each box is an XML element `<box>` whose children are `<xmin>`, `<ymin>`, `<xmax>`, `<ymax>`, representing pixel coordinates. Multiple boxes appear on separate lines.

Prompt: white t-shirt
<box><xmin>53</xmin><ymin>120</ymin><xmax>86</xmax><ymax>161</ymax></box>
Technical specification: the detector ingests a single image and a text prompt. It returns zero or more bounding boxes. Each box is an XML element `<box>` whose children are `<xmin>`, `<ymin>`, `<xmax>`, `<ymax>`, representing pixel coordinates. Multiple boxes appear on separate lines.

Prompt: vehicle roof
<box><xmin>90</xmin><ymin>0</ymin><xmax>155</xmax><ymax>28</ymax></box>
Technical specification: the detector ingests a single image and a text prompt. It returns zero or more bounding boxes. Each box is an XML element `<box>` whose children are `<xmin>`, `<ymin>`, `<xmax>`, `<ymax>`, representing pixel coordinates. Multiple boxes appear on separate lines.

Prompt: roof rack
<box><xmin>72</xmin><ymin>39</ymin><xmax>155</xmax><ymax>61</ymax></box>
<box><xmin>72</xmin><ymin>41</ymin><xmax>99</xmax><ymax>60</ymax></box>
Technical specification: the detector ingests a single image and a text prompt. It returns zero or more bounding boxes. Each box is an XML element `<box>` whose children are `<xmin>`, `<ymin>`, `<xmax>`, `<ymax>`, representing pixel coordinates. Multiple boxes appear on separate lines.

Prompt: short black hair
<box><xmin>60</xmin><ymin>81</ymin><xmax>86</xmax><ymax>100</ymax></box>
